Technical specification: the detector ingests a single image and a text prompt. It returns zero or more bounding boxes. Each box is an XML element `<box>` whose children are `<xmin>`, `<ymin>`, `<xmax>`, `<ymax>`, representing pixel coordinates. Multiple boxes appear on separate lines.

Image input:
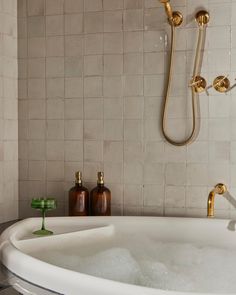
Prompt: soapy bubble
<box><xmin>30</xmin><ymin>238</ymin><xmax>236</xmax><ymax>293</ymax></box>
<box><xmin>76</xmin><ymin>248</ymin><xmax>141</xmax><ymax>284</ymax></box>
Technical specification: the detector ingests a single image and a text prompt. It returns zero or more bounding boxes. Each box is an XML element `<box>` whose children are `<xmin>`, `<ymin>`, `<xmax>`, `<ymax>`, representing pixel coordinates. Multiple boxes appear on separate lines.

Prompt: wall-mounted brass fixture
<box><xmin>190</xmin><ymin>75</ymin><xmax>235</xmax><ymax>95</ymax></box>
<box><xmin>159</xmin><ymin>0</ymin><xmax>183</xmax><ymax>27</ymax></box>
<box><xmin>190</xmin><ymin>76</ymin><xmax>207</xmax><ymax>93</ymax></box>
<box><xmin>160</xmin><ymin>0</ymin><xmax>209</xmax><ymax>146</ymax></box>
<box><xmin>207</xmin><ymin>183</ymin><xmax>227</xmax><ymax>218</ymax></box>
<box><xmin>195</xmin><ymin>10</ymin><xmax>210</xmax><ymax>26</ymax></box>
<box><xmin>170</xmin><ymin>11</ymin><xmax>183</xmax><ymax>27</ymax></box>
<box><xmin>205</xmin><ymin>75</ymin><xmax>233</xmax><ymax>95</ymax></box>
<box><xmin>213</xmin><ymin>76</ymin><xmax>230</xmax><ymax>93</ymax></box>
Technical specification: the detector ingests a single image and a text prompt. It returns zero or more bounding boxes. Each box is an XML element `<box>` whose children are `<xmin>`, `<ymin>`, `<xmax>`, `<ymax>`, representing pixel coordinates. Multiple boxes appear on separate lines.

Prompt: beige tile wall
<box><xmin>0</xmin><ymin>0</ymin><xmax>18</xmax><ymax>222</ymax></box>
<box><xmin>18</xmin><ymin>0</ymin><xmax>236</xmax><ymax>218</ymax></box>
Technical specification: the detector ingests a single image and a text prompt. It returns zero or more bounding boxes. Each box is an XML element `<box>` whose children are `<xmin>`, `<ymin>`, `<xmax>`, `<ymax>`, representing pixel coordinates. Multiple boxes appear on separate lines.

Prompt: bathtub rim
<box><xmin>0</xmin><ymin>216</ymin><xmax>232</xmax><ymax>295</ymax></box>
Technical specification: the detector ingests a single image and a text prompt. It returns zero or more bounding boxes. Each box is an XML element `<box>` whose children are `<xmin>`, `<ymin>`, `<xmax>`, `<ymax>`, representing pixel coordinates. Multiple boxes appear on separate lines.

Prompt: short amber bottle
<box><xmin>90</xmin><ymin>172</ymin><xmax>111</xmax><ymax>216</ymax></box>
<box><xmin>69</xmin><ymin>171</ymin><xmax>89</xmax><ymax>216</ymax></box>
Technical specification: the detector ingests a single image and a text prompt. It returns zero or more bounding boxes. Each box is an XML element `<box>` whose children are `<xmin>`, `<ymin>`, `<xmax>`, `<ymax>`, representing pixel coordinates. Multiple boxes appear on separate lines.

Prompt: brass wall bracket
<box><xmin>171</xmin><ymin>11</ymin><xmax>183</xmax><ymax>27</ymax></box>
<box><xmin>195</xmin><ymin>10</ymin><xmax>210</xmax><ymax>26</ymax></box>
<box><xmin>159</xmin><ymin>0</ymin><xmax>183</xmax><ymax>27</ymax></box>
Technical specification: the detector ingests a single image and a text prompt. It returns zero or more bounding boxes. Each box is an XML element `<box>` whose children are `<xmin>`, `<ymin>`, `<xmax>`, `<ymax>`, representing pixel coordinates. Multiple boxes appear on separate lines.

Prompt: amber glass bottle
<box><xmin>90</xmin><ymin>172</ymin><xmax>111</xmax><ymax>216</ymax></box>
<box><xmin>69</xmin><ymin>171</ymin><xmax>89</xmax><ymax>216</ymax></box>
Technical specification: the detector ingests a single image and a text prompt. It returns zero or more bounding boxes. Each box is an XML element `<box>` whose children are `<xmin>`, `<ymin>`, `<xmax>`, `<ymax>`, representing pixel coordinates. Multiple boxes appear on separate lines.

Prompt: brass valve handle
<box><xmin>213</xmin><ymin>76</ymin><xmax>230</xmax><ymax>93</ymax></box>
<box><xmin>189</xmin><ymin>76</ymin><xmax>207</xmax><ymax>93</ymax></box>
<box><xmin>214</xmin><ymin>183</ymin><xmax>227</xmax><ymax>195</ymax></box>
<box><xmin>205</xmin><ymin>75</ymin><xmax>230</xmax><ymax>95</ymax></box>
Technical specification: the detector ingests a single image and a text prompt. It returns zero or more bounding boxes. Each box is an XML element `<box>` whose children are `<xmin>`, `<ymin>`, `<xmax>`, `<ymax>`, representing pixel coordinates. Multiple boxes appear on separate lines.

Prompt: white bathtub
<box><xmin>0</xmin><ymin>217</ymin><xmax>236</xmax><ymax>295</ymax></box>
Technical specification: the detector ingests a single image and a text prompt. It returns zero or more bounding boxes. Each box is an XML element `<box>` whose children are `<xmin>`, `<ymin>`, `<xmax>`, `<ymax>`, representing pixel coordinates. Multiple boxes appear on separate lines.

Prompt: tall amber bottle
<box><xmin>69</xmin><ymin>171</ymin><xmax>89</xmax><ymax>216</ymax></box>
<box><xmin>90</xmin><ymin>172</ymin><xmax>111</xmax><ymax>216</ymax></box>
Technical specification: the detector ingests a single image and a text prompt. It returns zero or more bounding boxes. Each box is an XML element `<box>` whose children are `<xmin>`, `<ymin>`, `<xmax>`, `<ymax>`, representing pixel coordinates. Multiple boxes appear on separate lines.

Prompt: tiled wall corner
<box><xmin>0</xmin><ymin>0</ymin><xmax>18</xmax><ymax>222</ymax></box>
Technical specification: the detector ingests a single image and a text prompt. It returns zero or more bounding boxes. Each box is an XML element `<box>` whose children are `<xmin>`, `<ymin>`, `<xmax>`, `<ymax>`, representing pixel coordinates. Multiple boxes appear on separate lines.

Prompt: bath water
<box><xmin>31</xmin><ymin>237</ymin><xmax>236</xmax><ymax>293</ymax></box>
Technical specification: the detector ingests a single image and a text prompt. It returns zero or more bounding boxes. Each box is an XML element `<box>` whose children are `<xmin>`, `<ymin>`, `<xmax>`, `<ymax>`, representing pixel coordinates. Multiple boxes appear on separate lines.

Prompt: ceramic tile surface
<box><xmin>17</xmin><ymin>0</ymin><xmax>236</xmax><ymax>219</ymax></box>
<box><xmin>0</xmin><ymin>0</ymin><xmax>18</xmax><ymax>222</ymax></box>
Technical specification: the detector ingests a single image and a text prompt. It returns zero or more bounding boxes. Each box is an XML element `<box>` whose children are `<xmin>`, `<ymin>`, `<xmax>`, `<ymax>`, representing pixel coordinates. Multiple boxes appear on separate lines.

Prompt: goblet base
<box><xmin>33</xmin><ymin>229</ymin><xmax>53</xmax><ymax>236</ymax></box>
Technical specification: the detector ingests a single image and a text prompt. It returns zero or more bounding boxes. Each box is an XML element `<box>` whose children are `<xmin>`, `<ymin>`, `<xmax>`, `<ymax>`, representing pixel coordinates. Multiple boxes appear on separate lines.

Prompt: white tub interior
<box><xmin>1</xmin><ymin>217</ymin><xmax>236</xmax><ymax>295</ymax></box>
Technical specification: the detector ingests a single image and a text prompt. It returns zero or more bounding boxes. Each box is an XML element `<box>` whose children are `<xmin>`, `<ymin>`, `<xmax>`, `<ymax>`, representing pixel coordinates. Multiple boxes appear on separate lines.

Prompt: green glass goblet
<box><xmin>31</xmin><ymin>198</ymin><xmax>57</xmax><ymax>236</ymax></box>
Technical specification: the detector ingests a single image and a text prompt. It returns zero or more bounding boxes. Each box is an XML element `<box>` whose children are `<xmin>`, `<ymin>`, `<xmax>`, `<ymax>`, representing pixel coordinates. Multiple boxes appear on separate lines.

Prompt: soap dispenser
<box><xmin>90</xmin><ymin>172</ymin><xmax>111</xmax><ymax>216</ymax></box>
<box><xmin>69</xmin><ymin>171</ymin><xmax>89</xmax><ymax>216</ymax></box>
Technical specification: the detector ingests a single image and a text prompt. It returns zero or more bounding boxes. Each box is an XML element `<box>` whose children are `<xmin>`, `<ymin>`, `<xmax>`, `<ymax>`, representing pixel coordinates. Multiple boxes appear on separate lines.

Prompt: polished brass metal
<box><xmin>213</xmin><ymin>76</ymin><xmax>230</xmax><ymax>93</ymax></box>
<box><xmin>75</xmin><ymin>171</ymin><xmax>82</xmax><ymax>184</ymax></box>
<box><xmin>97</xmin><ymin>171</ymin><xmax>104</xmax><ymax>185</ymax></box>
<box><xmin>170</xmin><ymin>11</ymin><xmax>183</xmax><ymax>27</ymax></box>
<box><xmin>161</xmin><ymin>10</ymin><xmax>209</xmax><ymax>146</ymax></box>
<box><xmin>207</xmin><ymin>183</ymin><xmax>227</xmax><ymax>218</ymax></box>
<box><xmin>190</xmin><ymin>76</ymin><xmax>207</xmax><ymax>93</ymax></box>
<box><xmin>195</xmin><ymin>10</ymin><xmax>210</xmax><ymax>26</ymax></box>
<box><xmin>160</xmin><ymin>0</ymin><xmax>173</xmax><ymax>21</ymax></box>
<box><xmin>159</xmin><ymin>0</ymin><xmax>183</xmax><ymax>27</ymax></box>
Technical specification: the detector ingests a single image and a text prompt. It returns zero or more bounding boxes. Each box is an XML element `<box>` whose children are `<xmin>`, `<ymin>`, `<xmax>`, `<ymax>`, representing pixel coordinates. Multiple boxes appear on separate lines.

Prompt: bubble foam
<box><xmin>34</xmin><ymin>240</ymin><xmax>236</xmax><ymax>293</ymax></box>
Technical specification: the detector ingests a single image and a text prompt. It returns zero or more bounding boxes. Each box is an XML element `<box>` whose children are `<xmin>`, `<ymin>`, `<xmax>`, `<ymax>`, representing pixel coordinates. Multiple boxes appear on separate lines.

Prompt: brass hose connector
<box><xmin>195</xmin><ymin>10</ymin><xmax>210</xmax><ymax>27</ymax></box>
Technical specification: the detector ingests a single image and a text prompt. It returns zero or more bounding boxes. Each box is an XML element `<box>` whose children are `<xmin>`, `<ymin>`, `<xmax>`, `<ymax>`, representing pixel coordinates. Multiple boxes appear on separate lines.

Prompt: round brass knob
<box><xmin>213</xmin><ymin>76</ymin><xmax>230</xmax><ymax>93</ymax></box>
<box><xmin>215</xmin><ymin>183</ymin><xmax>227</xmax><ymax>195</ymax></box>
<box><xmin>190</xmin><ymin>76</ymin><xmax>207</xmax><ymax>93</ymax></box>
<box><xmin>171</xmin><ymin>11</ymin><xmax>183</xmax><ymax>27</ymax></box>
<box><xmin>195</xmin><ymin>10</ymin><xmax>210</xmax><ymax>26</ymax></box>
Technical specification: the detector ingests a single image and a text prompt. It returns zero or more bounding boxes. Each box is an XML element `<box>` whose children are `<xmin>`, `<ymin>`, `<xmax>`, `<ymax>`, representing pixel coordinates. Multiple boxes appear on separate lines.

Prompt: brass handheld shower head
<box><xmin>159</xmin><ymin>0</ymin><xmax>183</xmax><ymax>27</ymax></box>
<box><xmin>159</xmin><ymin>0</ymin><xmax>173</xmax><ymax>22</ymax></box>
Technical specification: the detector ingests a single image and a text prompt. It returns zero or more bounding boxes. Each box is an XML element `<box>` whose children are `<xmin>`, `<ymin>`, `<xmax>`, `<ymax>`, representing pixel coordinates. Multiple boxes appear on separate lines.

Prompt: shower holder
<box><xmin>170</xmin><ymin>11</ymin><xmax>183</xmax><ymax>27</ymax></box>
<box><xmin>159</xmin><ymin>0</ymin><xmax>183</xmax><ymax>27</ymax></box>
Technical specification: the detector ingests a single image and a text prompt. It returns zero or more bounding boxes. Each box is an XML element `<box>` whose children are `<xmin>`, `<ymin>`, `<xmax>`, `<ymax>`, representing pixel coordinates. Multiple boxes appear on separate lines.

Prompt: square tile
<box><xmin>65</xmin><ymin>14</ymin><xmax>83</xmax><ymax>34</ymax></box>
<box><xmin>84</xmin><ymin>12</ymin><xmax>104</xmax><ymax>33</ymax></box>
<box><xmin>46</xmin><ymin>0</ymin><xmax>64</xmax><ymax>15</ymax></box>
<box><xmin>65</xmin><ymin>120</ymin><xmax>83</xmax><ymax>140</ymax></box>
<box><xmin>65</xmin><ymin>0</ymin><xmax>83</xmax><ymax>13</ymax></box>
<box><xmin>46</xmin><ymin>36</ymin><xmax>64</xmax><ymax>56</ymax></box>
<box><xmin>46</xmin><ymin>15</ymin><xmax>64</xmax><ymax>36</ymax></box>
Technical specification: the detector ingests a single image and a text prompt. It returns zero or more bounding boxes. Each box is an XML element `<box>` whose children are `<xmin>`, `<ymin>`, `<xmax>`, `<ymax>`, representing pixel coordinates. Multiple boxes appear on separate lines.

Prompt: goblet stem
<box><xmin>41</xmin><ymin>209</ymin><xmax>46</xmax><ymax>230</ymax></box>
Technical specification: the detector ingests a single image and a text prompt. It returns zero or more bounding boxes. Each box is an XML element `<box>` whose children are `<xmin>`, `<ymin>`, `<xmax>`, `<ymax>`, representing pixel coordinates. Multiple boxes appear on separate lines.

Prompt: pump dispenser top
<box><xmin>97</xmin><ymin>172</ymin><xmax>104</xmax><ymax>185</ymax></box>
<box><xmin>75</xmin><ymin>171</ymin><xmax>82</xmax><ymax>184</ymax></box>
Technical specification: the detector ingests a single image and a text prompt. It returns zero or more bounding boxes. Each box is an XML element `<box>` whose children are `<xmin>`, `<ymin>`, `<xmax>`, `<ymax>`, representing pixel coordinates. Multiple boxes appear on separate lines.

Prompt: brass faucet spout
<box><xmin>207</xmin><ymin>190</ymin><xmax>215</xmax><ymax>218</ymax></box>
<box><xmin>207</xmin><ymin>184</ymin><xmax>227</xmax><ymax>218</ymax></box>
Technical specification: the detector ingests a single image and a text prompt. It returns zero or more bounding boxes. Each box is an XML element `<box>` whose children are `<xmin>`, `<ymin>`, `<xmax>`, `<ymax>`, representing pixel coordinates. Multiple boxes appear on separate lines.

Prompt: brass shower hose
<box><xmin>161</xmin><ymin>24</ymin><xmax>207</xmax><ymax>146</ymax></box>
